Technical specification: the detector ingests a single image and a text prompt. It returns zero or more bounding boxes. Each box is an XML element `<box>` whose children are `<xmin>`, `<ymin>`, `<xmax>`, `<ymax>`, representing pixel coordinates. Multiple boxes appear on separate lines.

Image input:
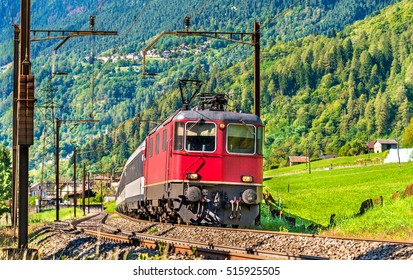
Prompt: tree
<box><xmin>359</xmin><ymin>50</ymin><xmax>373</xmax><ymax>86</ymax></box>
<box><xmin>401</xmin><ymin>117</ymin><xmax>413</xmax><ymax>148</ymax></box>
<box><xmin>374</xmin><ymin>91</ymin><xmax>391</xmax><ymax>135</ymax></box>
<box><xmin>0</xmin><ymin>143</ymin><xmax>12</xmax><ymax>215</ymax></box>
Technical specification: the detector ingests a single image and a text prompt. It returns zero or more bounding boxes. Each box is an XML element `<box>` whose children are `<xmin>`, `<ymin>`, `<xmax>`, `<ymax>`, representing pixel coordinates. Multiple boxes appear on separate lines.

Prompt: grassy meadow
<box><xmin>3</xmin><ymin>153</ymin><xmax>412</xmax><ymax>245</ymax></box>
<box><xmin>262</xmin><ymin>153</ymin><xmax>413</xmax><ymax>241</ymax></box>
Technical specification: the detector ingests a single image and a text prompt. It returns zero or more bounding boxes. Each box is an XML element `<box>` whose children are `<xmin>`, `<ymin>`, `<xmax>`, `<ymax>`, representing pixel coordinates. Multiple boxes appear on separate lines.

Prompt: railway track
<box><xmin>117</xmin><ymin>212</ymin><xmax>413</xmax><ymax>246</ymax></box>
<box><xmin>69</xmin><ymin>212</ymin><xmax>413</xmax><ymax>260</ymax></box>
<box><xmin>70</xmin><ymin>213</ymin><xmax>325</xmax><ymax>260</ymax></box>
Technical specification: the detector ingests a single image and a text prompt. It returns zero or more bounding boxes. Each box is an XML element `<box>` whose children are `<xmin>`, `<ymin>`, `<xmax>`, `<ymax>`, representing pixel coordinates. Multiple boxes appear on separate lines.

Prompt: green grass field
<box><xmin>9</xmin><ymin>154</ymin><xmax>412</xmax><ymax>242</ymax></box>
<box><xmin>28</xmin><ymin>208</ymin><xmax>79</xmax><ymax>223</ymax></box>
<box><xmin>29</xmin><ymin>201</ymin><xmax>116</xmax><ymax>223</ymax></box>
<box><xmin>262</xmin><ymin>154</ymin><xmax>413</xmax><ymax>241</ymax></box>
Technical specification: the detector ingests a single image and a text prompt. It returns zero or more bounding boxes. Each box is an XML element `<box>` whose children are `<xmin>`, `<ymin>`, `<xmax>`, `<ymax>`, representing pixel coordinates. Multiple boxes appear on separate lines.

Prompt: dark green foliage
<box><xmin>401</xmin><ymin>118</ymin><xmax>413</xmax><ymax>147</ymax></box>
<box><xmin>254</xmin><ymin>0</ymin><xmax>413</xmax><ymax>167</ymax></box>
<box><xmin>0</xmin><ymin>143</ymin><xmax>12</xmax><ymax>215</ymax></box>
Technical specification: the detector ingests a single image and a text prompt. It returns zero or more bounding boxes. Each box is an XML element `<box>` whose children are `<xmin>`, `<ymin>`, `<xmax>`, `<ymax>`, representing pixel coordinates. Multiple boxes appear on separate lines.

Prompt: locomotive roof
<box><xmin>172</xmin><ymin>109</ymin><xmax>262</xmax><ymax>124</ymax></box>
<box><xmin>127</xmin><ymin>109</ymin><xmax>262</xmax><ymax>167</ymax></box>
<box><xmin>148</xmin><ymin>109</ymin><xmax>262</xmax><ymax>135</ymax></box>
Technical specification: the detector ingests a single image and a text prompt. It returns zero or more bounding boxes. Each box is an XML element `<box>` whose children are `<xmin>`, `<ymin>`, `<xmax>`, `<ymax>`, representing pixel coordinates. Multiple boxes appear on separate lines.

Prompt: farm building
<box><xmin>288</xmin><ymin>156</ymin><xmax>309</xmax><ymax>166</ymax></box>
<box><xmin>319</xmin><ymin>153</ymin><xmax>337</xmax><ymax>159</ymax></box>
<box><xmin>373</xmin><ymin>139</ymin><xmax>398</xmax><ymax>153</ymax></box>
<box><xmin>366</xmin><ymin>142</ymin><xmax>375</xmax><ymax>153</ymax></box>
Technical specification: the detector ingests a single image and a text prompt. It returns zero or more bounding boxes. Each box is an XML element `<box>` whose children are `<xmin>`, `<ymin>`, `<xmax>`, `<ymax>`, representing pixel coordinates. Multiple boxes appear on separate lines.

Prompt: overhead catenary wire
<box><xmin>139</xmin><ymin>0</ymin><xmax>261</xmax><ymax>111</ymax></box>
<box><xmin>91</xmin><ymin>0</ymin><xmax>213</xmax><ymax>118</ymax></box>
<box><xmin>88</xmin><ymin>0</ymin><xmax>298</xmax><ymax>120</ymax></box>
<box><xmin>86</xmin><ymin>0</ymin><xmax>158</xmax><ymax>129</ymax></box>
<box><xmin>74</xmin><ymin>0</ymin><xmax>295</xmax><ymax>108</ymax></box>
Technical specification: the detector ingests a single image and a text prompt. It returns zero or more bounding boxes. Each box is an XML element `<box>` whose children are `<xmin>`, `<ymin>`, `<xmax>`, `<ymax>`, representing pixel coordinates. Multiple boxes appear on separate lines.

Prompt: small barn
<box><xmin>288</xmin><ymin>156</ymin><xmax>309</xmax><ymax>166</ymax></box>
<box><xmin>374</xmin><ymin>139</ymin><xmax>398</xmax><ymax>153</ymax></box>
<box><xmin>366</xmin><ymin>142</ymin><xmax>375</xmax><ymax>153</ymax></box>
<box><xmin>319</xmin><ymin>153</ymin><xmax>337</xmax><ymax>159</ymax></box>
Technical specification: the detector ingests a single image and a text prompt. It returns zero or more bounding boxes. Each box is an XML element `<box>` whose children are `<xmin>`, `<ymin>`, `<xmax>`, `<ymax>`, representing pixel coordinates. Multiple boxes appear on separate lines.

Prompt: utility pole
<box><xmin>12</xmin><ymin>24</ymin><xmax>19</xmax><ymax>230</ymax></box>
<box><xmin>396</xmin><ymin>123</ymin><xmax>401</xmax><ymax>168</ymax></box>
<box><xmin>100</xmin><ymin>161</ymin><xmax>103</xmax><ymax>211</ymax></box>
<box><xmin>33</xmin><ymin>21</ymin><xmax>115</xmax><ymax>219</ymax></box>
<box><xmin>87</xmin><ymin>172</ymin><xmax>90</xmax><ymax>214</ymax></box>
<box><xmin>307</xmin><ymin>142</ymin><xmax>311</xmax><ymax>174</ymax></box>
<box><xmin>73</xmin><ymin>146</ymin><xmax>77</xmax><ymax>217</ymax></box>
<box><xmin>17</xmin><ymin>0</ymin><xmax>36</xmax><ymax>249</ymax></box>
<box><xmin>11</xmin><ymin>6</ymin><xmax>116</xmax><ymax>246</ymax></box>
<box><xmin>55</xmin><ymin>117</ymin><xmax>60</xmax><ymax>221</ymax></box>
<box><xmin>253</xmin><ymin>22</ymin><xmax>260</xmax><ymax>117</ymax></box>
<box><xmin>55</xmin><ymin>119</ymin><xmax>99</xmax><ymax>221</ymax></box>
<box><xmin>37</xmin><ymin>83</ymin><xmax>61</xmax><ymax>213</ymax></box>
<box><xmin>82</xmin><ymin>162</ymin><xmax>86</xmax><ymax>215</ymax></box>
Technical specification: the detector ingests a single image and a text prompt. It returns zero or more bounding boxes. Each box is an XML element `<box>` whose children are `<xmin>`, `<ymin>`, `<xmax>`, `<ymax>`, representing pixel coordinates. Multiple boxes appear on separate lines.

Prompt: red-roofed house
<box><xmin>366</xmin><ymin>142</ymin><xmax>375</xmax><ymax>153</ymax></box>
<box><xmin>288</xmin><ymin>156</ymin><xmax>309</xmax><ymax>166</ymax></box>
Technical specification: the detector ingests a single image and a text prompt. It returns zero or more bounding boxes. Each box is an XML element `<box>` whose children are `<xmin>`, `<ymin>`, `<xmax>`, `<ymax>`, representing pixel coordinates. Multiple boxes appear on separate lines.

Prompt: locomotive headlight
<box><xmin>187</xmin><ymin>186</ymin><xmax>202</xmax><ymax>202</ymax></box>
<box><xmin>186</xmin><ymin>173</ymin><xmax>200</xmax><ymax>180</ymax></box>
<box><xmin>241</xmin><ymin>175</ymin><xmax>254</xmax><ymax>183</ymax></box>
<box><xmin>242</xmin><ymin>189</ymin><xmax>258</xmax><ymax>204</ymax></box>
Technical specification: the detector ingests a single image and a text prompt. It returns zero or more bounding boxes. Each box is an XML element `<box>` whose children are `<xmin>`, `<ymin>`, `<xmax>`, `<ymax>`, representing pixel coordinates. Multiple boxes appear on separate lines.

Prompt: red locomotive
<box><xmin>116</xmin><ymin>80</ymin><xmax>264</xmax><ymax>227</ymax></box>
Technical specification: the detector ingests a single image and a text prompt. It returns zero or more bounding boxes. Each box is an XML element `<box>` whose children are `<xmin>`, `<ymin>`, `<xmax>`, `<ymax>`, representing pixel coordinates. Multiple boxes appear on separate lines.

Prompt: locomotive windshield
<box><xmin>185</xmin><ymin>122</ymin><xmax>216</xmax><ymax>152</ymax></box>
<box><xmin>227</xmin><ymin>124</ymin><xmax>256</xmax><ymax>154</ymax></box>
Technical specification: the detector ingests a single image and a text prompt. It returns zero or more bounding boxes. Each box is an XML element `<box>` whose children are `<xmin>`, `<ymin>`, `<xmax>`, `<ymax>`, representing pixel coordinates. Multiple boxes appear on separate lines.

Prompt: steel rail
<box><xmin>116</xmin><ymin>212</ymin><xmax>413</xmax><ymax>245</ymax></box>
<box><xmin>76</xmin><ymin>224</ymin><xmax>324</xmax><ymax>260</ymax></box>
<box><xmin>71</xmin><ymin>212</ymin><xmax>413</xmax><ymax>260</ymax></box>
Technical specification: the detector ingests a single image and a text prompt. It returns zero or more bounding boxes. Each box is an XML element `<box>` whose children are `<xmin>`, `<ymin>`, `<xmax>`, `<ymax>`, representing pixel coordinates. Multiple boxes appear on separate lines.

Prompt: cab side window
<box><xmin>174</xmin><ymin>122</ymin><xmax>184</xmax><ymax>151</ymax></box>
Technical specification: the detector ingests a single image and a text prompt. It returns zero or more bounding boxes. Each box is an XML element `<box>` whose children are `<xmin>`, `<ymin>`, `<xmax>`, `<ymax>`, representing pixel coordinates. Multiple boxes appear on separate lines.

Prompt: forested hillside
<box><xmin>0</xmin><ymin>0</ymin><xmax>398</xmax><ymax>64</ymax></box>
<box><xmin>0</xmin><ymin>0</ymin><xmax>405</xmax><ymax>181</ymax></box>
<box><xmin>259</xmin><ymin>1</ymin><xmax>413</xmax><ymax>168</ymax></box>
<box><xmin>129</xmin><ymin>0</ymin><xmax>413</xmax><ymax>169</ymax></box>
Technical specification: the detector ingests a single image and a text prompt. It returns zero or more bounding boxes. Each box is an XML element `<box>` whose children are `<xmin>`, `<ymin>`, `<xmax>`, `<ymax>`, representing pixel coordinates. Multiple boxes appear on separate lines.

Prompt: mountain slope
<box><xmin>76</xmin><ymin>0</ymin><xmax>413</xmax><ymax>171</ymax></box>
<box><xmin>246</xmin><ymin>0</ymin><xmax>413</xmax><ymax>168</ymax></box>
<box><xmin>0</xmin><ymin>0</ymin><xmax>403</xmax><ymax>179</ymax></box>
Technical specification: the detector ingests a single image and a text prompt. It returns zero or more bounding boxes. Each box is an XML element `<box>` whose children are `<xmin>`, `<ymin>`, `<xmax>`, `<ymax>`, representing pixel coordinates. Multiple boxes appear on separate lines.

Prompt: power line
<box><xmin>91</xmin><ymin>0</ymin><xmax>213</xmax><ymax>118</ymax></box>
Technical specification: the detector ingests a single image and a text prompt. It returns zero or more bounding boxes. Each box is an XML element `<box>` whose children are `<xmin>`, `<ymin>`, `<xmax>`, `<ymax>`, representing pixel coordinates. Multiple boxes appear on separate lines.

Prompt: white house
<box><xmin>373</xmin><ymin>139</ymin><xmax>398</xmax><ymax>153</ymax></box>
